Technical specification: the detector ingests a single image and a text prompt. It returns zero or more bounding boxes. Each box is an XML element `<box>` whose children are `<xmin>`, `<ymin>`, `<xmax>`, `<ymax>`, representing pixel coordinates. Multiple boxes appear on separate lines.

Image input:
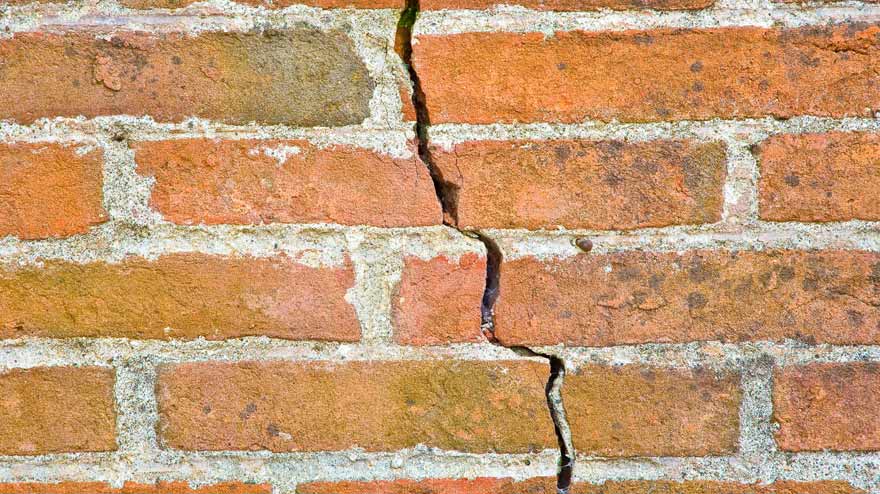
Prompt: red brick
<box><xmin>413</xmin><ymin>24</ymin><xmax>880</xmax><ymax>124</ymax></box>
<box><xmin>0</xmin><ymin>367</ymin><xmax>116</xmax><ymax>455</ymax></box>
<box><xmin>0</xmin><ymin>482</ymin><xmax>271</xmax><ymax>494</ymax></box>
<box><xmin>564</xmin><ymin>364</ymin><xmax>740</xmax><ymax>457</ymax></box>
<box><xmin>774</xmin><ymin>363</ymin><xmax>880</xmax><ymax>451</ymax></box>
<box><xmin>431</xmin><ymin>139</ymin><xmax>726</xmax><ymax>230</ymax></box>
<box><xmin>120</xmin><ymin>0</ymin><xmax>402</xmax><ymax>7</ymax></box>
<box><xmin>392</xmin><ymin>253</ymin><xmax>486</xmax><ymax>345</ymax></box>
<box><xmin>297</xmin><ymin>479</ymin><xmax>863</xmax><ymax>494</ymax></box>
<box><xmin>495</xmin><ymin>250</ymin><xmax>880</xmax><ymax>346</ymax></box>
<box><xmin>0</xmin><ymin>254</ymin><xmax>359</xmax><ymax>341</ymax></box>
<box><xmin>133</xmin><ymin>139</ymin><xmax>440</xmax><ymax>227</ymax></box>
<box><xmin>0</xmin><ymin>30</ymin><xmax>372</xmax><ymax>125</ymax></box>
<box><xmin>157</xmin><ymin>360</ymin><xmax>555</xmax><ymax>452</ymax></box>
<box><xmin>422</xmin><ymin>0</ymin><xmax>712</xmax><ymax>10</ymax></box>
<box><xmin>0</xmin><ymin>142</ymin><xmax>106</xmax><ymax>240</ymax></box>
<box><xmin>758</xmin><ymin>132</ymin><xmax>880</xmax><ymax>223</ymax></box>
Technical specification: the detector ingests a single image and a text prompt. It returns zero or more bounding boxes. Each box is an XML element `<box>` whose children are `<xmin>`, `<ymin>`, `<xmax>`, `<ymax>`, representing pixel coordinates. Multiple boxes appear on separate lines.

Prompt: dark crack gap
<box><xmin>396</xmin><ymin>6</ymin><xmax>573</xmax><ymax>492</ymax></box>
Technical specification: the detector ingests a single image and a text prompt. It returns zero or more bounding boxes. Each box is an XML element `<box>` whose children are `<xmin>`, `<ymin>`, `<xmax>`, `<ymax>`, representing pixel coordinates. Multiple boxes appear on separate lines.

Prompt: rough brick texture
<box><xmin>0</xmin><ymin>142</ymin><xmax>106</xmax><ymax>240</ymax></box>
<box><xmin>0</xmin><ymin>30</ymin><xmax>373</xmax><ymax>125</ymax></box>
<box><xmin>413</xmin><ymin>24</ymin><xmax>880</xmax><ymax>124</ymax></box>
<box><xmin>421</xmin><ymin>0</ymin><xmax>713</xmax><ymax>10</ymax></box>
<box><xmin>774</xmin><ymin>363</ymin><xmax>880</xmax><ymax>452</ymax></box>
<box><xmin>392</xmin><ymin>253</ymin><xmax>486</xmax><ymax>345</ymax></box>
<box><xmin>0</xmin><ymin>367</ymin><xmax>116</xmax><ymax>455</ymax></box>
<box><xmin>564</xmin><ymin>365</ymin><xmax>741</xmax><ymax>457</ymax></box>
<box><xmin>758</xmin><ymin>132</ymin><xmax>880</xmax><ymax>223</ymax></box>
<box><xmin>495</xmin><ymin>250</ymin><xmax>880</xmax><ymax>346</ymax></box>
<box><xmin>432</xmin><ymin>139</ymin><xmax>726</xmax><ymax>230</ymax></box>
<box><xmin>0</xmin><ymin>254</ymin><xmax>359</xmax><ymax>340</ymax></box>
<box><xmin>298</xmin><ymin>479</ymin><xmax>863</xmax><ymax>493</ymax></box>
<box><xmin>0</xmin><ymin>482</ymin><xmax>270</xmax><ymax>494</ymax></box>
<box><xmin>157</xmin><ymin>360</ymin><xmax>555</xmax><ymax>452</ymax></box>
<box><xmin>133</xmin><ymin>139</ymin><xmax>440</xmax><ymax>227</ymax></box>
<box><xmin>121</xmin><ymin>0</ymin><xmax>401</xmax><ymax>7</ymax></box>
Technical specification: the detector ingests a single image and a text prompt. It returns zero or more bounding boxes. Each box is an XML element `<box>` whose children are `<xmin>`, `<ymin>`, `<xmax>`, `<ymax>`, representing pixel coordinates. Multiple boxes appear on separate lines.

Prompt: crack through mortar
<box><xmin>395</xmin><ymin>6</ymin><xmax>575</xmax><ymax>492</ymax></box>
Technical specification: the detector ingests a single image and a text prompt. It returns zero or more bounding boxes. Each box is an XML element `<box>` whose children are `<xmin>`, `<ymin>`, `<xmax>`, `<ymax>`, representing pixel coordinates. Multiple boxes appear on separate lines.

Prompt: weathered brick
<box><xmin>392</xmin><ymin>253</ymin><xmax>486</xmax><ymax>345</ymax></box>
<box><xmin>758</xmin><ymin>132</ymin><xmax>880</xmax><ymax>223</ymax></box>
<box><xmin>120</xmin><ymin>0</ymin><xmax>401</xmax><ymax>7</ymax></box>
<box><xmin>564</xmin><ymin>364</ymin><xmax>740</xmax><ymax>456</ymax></box>
<box><xmin>774</xmin><ymin>363</ymin><xmax>880</xmax><ymax>452</ymax></box>
<box><xmin>157</xmin><ymin>360</ymin><xmax>554</xmax><ymax>452</ymax></box>
<box><xmin>0</xmin><ymin>142</ymin><xmax>106</xmax><ymax>240</ymax></box>
<box><xmin>0</xmin><ymin>30</ymin><xmax>372</xmax><ymax>125</ymax></box>
<box><xmin>297</xmin><ymin>479</ymin><xmax>862</xmax><ymax>494</ymax></box>
<box><xmin>133</xmin><ymin>139</ymin><xmax>440</xmax><ymax>227</ymax></box>
<box><xmin>413</xmin><ymin>24</ymin><xmax>880</xmax><ymax>124</ymax></box>
<box><xmin>421</xmin><ymin>0</ymin><xmax>713</xmax><ymax>10</ymax></box>
<box><xmin>297</xmin><ymin>478</ymin><xmax>554</xmax><ymax>494</ymax></box>
<box><xmin>431</xmin><ymin>139</ymin><xmax>726</xmax><ymax>230</ymax></box>
<box><xmin>0</xmin><ymin>254</ymin><xmax>359</xmax><ymax>341</ymax></box>
<box><xmin>0</xmin><ymin>367</ymin><xmax>116</xmax><ymax>455</ymax></box>
<box><xmin>0</xmin><ymin>482</ymin><xmax>270</xmax><ymax>494</ymax></box>
<box><xmin>495</xmin><ymin>250</ymin><xmax>880</xmax><ymax>346</ymax></box>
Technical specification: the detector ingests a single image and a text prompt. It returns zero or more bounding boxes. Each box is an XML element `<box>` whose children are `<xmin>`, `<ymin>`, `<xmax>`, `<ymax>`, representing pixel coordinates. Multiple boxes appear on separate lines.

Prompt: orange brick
<box><xmin>0</xmin><ymin>367</ymin><xmax>116</xmax><ymax>455</ymax></box>
<box><xmin>774</xmin><ymin>363</ymin><xmax>880</xmax><ymax>451</ymax></box>
<box><xmin>392</xmin><ymin>253</ymin><xmax>486</xmax><ymax>345</ymax></box>
<box><xmin>413</xmin><ymin>24</ymin><xmax>880</xmax><ymax>124</ymax></box>
<box><xmin>0</xmin><ymin>254</ymin><xmax>360</xmax><ymax>341</ymax></box>
<box><xmin>133</xmin><ymin>139</ymin><xmax>440</xmax><ymax>227</ymax></box>
<box><xmin>431</xmin><ymin>139</ymin><xmax>726</xmax><ymax>230</ymax></box>
<box><xmin>758</xmin><ymin>132</ymin><xmax>880</xmax><ymax>223</ymax></box>
<box><xmin>495</xmin><ymin>250</ymin><xmax>880</xmax><ymax>346</ymax></box>
<box><xmin>0</xmin><ymin>482</ymin><xmax>271</xmax><ymax>494</ymax></box>
<box><xmin>0</xmin><ymin>30</ymin><xmax>372</xmax><ymax>125</ymax></box>
<box><xmin>564</xmin><ymin>364</ymin><xmax>740</xmax><ymax>457</ymax></box>
<box><xmin>120</xmin><ymin>0</ymin><xmax>402</xmax><ymax>7</ymax></box>
<box><xmin>157</xmin><ymin>360</ymin><xmax>555</xmax><ymax>453</ymax></box>
<box><xmin>421</xmin><ymin>0</ymin><xmax>713</xmax><ymax>10</ymax></box>
<box><xmin>0</xmin><ymin>142</ymin><xmax>106</xmax><ymax>240</ymax></box>
<box><xmin>297</xmin><ymin>479</ymin><xmax>862</xmax><ymax>494</ymax></box>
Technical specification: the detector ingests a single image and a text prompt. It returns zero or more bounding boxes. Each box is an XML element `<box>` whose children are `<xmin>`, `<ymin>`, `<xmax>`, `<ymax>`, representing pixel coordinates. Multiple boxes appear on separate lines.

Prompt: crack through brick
<box><xmin>395</xmin><ymin>7</ymin><xmax>574</xmax><ymax>492</ymax></box>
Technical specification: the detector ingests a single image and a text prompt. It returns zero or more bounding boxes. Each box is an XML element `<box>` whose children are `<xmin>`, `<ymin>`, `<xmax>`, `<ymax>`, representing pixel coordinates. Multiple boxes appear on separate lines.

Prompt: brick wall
<box><xmin>0</xmin><ymin>0</ymin><xmax>879</xmax><ymax>492</ymax></box>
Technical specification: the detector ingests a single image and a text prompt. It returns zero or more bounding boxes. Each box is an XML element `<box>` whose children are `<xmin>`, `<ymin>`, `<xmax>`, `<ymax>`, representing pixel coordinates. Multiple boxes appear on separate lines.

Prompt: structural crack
<box><xmin>395</xmin><ymin>7</ymin><xmax>574</xmax><ymax>492</ymax></box>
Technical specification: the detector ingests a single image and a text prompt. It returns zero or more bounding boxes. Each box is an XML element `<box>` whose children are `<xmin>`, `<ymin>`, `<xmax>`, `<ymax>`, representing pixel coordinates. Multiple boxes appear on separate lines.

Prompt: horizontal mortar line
<box><xmin>426</xmin><ymin>117</ymin><xmax>880</xmax><ymax>147</ymax></box>
<box><xmin>0</xmin><ymin>7</ymin><xmax>400</xmax><ymax>32</ymax></box>
<box><xmin>0</xmin><ymin>340</ymin><xmax>544</xmax><ymax>367</ymax></box>
<box><xmin>3</xmin><ymin>339</ymin><xmax>880</xmax><ymax>367</ymax></box>
<box><xmin>482</xmin><ymin>220</ymin><xmax>880</xmax><ymax>250</ymax></box>
<box><xmin>0</xmin><ymin>449</ymin><xmax>558</xmax><ymax>478</ymax></box>
<box><xmin>545</xmin><ymin>341</ymin><xmax>880</xmax><ymax>367</ymax></box>
<box><xmin>413</xmin><ymin>5</ymin><xmax>880</xmax><ymax>34</ymax></box>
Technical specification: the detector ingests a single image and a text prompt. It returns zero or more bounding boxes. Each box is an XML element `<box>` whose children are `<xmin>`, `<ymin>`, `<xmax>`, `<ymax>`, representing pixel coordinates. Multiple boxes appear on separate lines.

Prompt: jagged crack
<box><xmin>396</xmin><ymin>6</ymin><xmax>574</xmax><ymax>491</ymax></box>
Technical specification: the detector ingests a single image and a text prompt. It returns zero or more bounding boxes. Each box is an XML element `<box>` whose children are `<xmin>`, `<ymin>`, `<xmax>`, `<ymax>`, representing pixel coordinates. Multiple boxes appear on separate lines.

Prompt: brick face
<box><xmin>157</xmin><ymin>360</ymin><xmax>555</xmax><ymax>452</ymax></box>
<box><xmin>133</xmin><ymin>139</ymin><xmax>441</xmax><ymax>227</ymax></box>
<box><xmin>564</xmin><ymin>365</ymin><xmax>741</xmax><ymax>457</ymax></box>
<box><xmin>0</xmin><ymin>254</ymin><xmax>360</xmax><ymax>341</ymax></box>
<box><xmin>495</xmin><ymin>250</ymin><xmax>880</xmax><ymax>346</ymax></box>
<box><xmin>392</xmin><ymin>253</ymin><xmax>486</xmax><ymax>345</ymax></box>
<box><xmin>757</xmin><ymin>132</ymin><xmax>880</xmax><ymax>223</ymax></box>
<box><xmin>0</xmin><ymin>30</ymin><xmax>373</xmax><ymax>125</ymax></box>
<box><xmin>431</xmin><ymin>139</ymin><xmax>726</xmax><ymax>230</ymax></box>
<box><xmin>0</xmin><ymin>482</ymin><xmax>271</xmax><ymax>494</ymax></box>
<box><xmin>0</xmin><ymin>367</ymin><xmax>116</xmax><ymax>455</ymax></box>
<box><xmin>774</xmin><ymin>363</ymin><xmax>880</xmax><ymax>452</ymax></box>
<box><xmin>0</xmin><ymin>142</ymin><xmax>106</xmax><ymax>240</ymax></box>
<box><xmin>413</xmin><ymin>24</ymin><xmax>880</xmax><ymax>124</ymax></box>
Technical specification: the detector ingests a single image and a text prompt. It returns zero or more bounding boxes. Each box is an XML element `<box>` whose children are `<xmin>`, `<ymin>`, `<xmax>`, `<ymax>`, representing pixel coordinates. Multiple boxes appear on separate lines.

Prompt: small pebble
<box><xmin>575</xmin><ymin>237</ymin><xmax>593</xmax><ymax>253</ymax></box>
